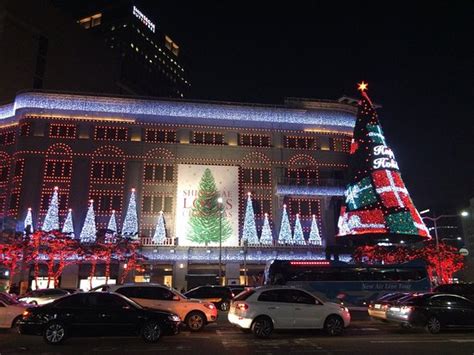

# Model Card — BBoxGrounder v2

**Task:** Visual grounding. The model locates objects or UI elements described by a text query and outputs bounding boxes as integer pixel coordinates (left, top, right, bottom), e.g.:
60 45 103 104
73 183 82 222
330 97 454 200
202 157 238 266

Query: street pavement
0 311 473 354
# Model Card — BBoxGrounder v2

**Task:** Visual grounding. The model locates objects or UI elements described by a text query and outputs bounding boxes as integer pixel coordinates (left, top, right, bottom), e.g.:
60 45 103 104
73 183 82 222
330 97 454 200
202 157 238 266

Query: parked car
228 286 351 338
184 285 234 311
386 293 474 333
18 292 181 344
229 285 253 297
94 283 217 331
18 289 69 305
368 292 411 322
433 283 474 301
0 292 30 329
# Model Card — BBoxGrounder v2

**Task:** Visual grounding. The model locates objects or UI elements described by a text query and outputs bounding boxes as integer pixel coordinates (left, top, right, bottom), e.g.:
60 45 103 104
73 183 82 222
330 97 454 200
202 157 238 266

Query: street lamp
217 197 223 285
421 211 467 284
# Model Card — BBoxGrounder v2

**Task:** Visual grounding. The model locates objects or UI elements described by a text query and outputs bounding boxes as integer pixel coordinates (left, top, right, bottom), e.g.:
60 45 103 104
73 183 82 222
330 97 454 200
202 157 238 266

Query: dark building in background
0 0 121 103
56 0 191 98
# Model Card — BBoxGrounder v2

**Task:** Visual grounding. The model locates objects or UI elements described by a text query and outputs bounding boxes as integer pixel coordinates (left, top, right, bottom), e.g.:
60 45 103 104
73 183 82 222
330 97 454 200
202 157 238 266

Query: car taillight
368 304 373 309
203 302 215 310
382 305 389 310
235 302 248 311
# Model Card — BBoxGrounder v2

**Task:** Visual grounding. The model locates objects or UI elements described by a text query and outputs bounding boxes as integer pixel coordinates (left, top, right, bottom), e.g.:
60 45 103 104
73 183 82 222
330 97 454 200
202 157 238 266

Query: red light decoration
290 260 330 266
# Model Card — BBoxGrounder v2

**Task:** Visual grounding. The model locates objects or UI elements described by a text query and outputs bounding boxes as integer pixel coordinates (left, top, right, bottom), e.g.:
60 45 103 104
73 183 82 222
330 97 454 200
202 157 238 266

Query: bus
264 259 431 308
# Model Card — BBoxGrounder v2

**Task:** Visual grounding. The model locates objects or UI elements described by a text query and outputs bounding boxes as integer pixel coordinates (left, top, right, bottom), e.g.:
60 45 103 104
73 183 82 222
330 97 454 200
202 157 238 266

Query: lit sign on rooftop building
132 6 155 33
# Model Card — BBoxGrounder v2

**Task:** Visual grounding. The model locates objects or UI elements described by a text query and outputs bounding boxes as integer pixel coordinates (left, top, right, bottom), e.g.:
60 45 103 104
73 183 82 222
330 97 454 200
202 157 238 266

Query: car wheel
43 322 67 345
11 316 22 332
252 316 273 339
185 311 205 332
425 316 441 334
324 315 344 336
220 301 230 311
141 321 162 343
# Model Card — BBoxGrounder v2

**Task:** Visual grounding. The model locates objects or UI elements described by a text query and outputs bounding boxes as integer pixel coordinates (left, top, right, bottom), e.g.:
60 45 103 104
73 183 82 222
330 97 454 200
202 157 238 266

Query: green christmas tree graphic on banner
187 168 232 245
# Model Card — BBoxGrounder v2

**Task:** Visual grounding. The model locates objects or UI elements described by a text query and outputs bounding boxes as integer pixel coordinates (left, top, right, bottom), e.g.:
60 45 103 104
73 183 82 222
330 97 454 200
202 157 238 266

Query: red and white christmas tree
337 82 430 241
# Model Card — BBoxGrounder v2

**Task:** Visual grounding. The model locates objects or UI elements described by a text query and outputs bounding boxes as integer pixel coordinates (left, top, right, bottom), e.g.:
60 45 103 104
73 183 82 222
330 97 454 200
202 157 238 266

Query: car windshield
0 293 19 305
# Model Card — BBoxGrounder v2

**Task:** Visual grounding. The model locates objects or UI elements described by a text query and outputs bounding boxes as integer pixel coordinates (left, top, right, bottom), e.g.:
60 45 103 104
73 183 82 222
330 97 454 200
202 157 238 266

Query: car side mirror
315 299 322 305
172 295 180 301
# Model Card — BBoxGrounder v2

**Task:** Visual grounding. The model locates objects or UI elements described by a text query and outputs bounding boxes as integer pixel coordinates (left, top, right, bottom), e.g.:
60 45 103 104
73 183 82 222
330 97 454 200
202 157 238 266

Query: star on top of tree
357 81 368 92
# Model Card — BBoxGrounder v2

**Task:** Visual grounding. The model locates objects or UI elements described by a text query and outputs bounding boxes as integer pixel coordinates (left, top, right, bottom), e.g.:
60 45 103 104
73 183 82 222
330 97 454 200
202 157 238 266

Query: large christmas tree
187 168 232 245
80 200 97 243
122 188 139 239
337 82 430 242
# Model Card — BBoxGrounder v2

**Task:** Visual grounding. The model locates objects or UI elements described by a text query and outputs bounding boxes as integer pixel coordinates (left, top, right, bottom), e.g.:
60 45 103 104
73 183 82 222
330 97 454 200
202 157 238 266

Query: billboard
175 164 239 246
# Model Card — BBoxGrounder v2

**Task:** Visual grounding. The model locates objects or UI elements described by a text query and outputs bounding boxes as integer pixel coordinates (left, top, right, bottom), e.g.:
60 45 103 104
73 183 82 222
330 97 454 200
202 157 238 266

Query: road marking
449 339 474 343
371 340 450 343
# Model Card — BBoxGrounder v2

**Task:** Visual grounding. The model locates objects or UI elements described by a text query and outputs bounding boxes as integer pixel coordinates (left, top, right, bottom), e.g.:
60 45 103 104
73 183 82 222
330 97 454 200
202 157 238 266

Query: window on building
0 167 8 183
41 192 68 211
9 193 19 211
288 199 319 217
91 162 125 180
251 198 271 216
90 194 121 213
50 124 76 139
241 168 271 185
94 127 128 141
14 160 24 177
192 132 224 145
144 129 176 143
330 138 351 152
239 134 271 147
20 123 31 137
79 13 102 29
142 195 173 213
143 164 173 183
0 131 15 146
44 161 72 178
164 35 179 56
287 169 318 185
285 136 317 149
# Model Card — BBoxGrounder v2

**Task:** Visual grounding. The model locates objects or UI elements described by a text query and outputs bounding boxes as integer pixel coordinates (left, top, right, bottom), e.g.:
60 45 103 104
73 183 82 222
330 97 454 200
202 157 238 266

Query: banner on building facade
175 164 239 247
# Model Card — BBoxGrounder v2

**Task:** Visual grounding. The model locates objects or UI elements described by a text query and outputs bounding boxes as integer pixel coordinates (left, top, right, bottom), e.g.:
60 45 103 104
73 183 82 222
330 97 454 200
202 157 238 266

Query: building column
173 261 188 292
60 264 79 289
225 263 240 285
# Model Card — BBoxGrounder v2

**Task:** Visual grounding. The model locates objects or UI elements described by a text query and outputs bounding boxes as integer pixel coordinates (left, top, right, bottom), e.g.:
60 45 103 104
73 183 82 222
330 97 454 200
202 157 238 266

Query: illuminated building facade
0 91 355 289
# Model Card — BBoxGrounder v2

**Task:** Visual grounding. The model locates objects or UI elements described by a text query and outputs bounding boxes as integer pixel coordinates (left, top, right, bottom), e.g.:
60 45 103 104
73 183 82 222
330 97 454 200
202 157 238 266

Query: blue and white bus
264 259 431 307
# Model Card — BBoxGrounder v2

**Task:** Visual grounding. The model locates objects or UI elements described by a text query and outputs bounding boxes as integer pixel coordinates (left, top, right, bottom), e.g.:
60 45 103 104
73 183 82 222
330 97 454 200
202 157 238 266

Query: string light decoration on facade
308 214 322 246
80 200 97 243
41 186 60 232
260 213 273 245
24 207 33 234
241 192 259 245
152 211 167 244
62 209 75 238
337 82 430 240
122 188 139 239
293 214 305 245
278 204 292 245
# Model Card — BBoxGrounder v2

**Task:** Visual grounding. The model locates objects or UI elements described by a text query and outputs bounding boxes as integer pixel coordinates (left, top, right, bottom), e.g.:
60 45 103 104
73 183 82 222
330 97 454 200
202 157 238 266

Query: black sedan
19 292 181 344
386 293 474 333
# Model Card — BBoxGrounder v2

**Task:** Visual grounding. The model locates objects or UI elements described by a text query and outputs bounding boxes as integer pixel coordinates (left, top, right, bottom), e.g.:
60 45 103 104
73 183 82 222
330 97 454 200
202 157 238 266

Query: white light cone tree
278 204 292 245
122 188 138 239
293 214 305 245
241 193 259 245
42 186 60 232
260 213 273 245
24 208 34 234
62 209 75 238
308 214 323 246
80 200 97 243
152 211 167 244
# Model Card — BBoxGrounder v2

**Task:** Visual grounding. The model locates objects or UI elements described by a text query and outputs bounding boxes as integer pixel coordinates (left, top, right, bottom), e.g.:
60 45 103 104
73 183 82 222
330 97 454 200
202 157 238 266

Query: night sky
94 1 474 215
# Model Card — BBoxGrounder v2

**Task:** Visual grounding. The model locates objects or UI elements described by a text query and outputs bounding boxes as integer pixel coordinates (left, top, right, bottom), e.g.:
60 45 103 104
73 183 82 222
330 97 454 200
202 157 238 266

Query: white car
17 288 69 305
228 286 351 338
93 283 218 331
0 292 29 329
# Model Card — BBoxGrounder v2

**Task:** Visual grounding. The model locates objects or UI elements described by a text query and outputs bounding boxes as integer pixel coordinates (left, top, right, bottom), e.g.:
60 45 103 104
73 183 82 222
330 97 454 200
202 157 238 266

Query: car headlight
168 314 181 322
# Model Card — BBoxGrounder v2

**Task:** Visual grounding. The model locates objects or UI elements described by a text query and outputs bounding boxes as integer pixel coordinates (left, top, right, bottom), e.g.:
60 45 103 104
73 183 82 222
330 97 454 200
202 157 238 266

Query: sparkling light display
0 92 355 132
152 211 167 244
104 210 116 233
24 208 33 234
80 200 97 243
260 213 273 245
308 214 322 246
293 214 305 245
337 83 430 239
62 209 75 238
276 185 345 197
241 193 259 245
122 188 139 239
41 187 60 232
278 204 292 245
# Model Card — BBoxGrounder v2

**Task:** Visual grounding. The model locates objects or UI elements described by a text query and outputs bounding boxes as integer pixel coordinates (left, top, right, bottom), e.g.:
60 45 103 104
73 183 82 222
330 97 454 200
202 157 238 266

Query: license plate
374 304 381 309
